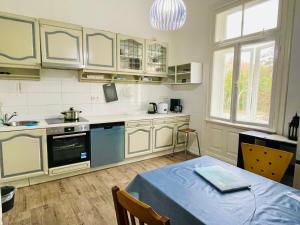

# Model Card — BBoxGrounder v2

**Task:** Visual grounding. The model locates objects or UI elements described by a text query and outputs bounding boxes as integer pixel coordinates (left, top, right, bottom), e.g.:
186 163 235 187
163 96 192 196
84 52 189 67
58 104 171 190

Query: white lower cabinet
153 123 176 152
125 116 190 158
0 129 48 181
125 126 152 158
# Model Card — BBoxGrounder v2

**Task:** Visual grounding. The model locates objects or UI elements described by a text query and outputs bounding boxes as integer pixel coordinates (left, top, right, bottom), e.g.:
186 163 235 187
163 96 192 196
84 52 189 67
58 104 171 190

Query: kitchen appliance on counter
157 102 168 114
46 124 90 174
170 99 183 113
61 107 82 120
90 122 125 167
148 102 158 114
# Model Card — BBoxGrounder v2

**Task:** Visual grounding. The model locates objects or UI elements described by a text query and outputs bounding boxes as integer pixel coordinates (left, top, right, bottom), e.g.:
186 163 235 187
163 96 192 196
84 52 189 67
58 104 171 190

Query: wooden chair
241 143 294 182
112 186 170 225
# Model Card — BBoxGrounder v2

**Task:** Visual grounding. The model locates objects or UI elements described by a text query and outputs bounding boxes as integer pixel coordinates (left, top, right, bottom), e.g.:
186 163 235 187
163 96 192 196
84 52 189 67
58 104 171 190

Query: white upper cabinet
0 12 40 67
117 34 145 73
83 28 117 71
40 20 83 69
146 40 168 76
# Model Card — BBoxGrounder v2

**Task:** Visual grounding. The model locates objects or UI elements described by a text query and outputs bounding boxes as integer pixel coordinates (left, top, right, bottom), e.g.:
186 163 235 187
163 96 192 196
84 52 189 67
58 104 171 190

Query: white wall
0 0 219 156
0 0 177 120
284 1 300 135
0 72 172 120
168 0 216 154
0 0 215 123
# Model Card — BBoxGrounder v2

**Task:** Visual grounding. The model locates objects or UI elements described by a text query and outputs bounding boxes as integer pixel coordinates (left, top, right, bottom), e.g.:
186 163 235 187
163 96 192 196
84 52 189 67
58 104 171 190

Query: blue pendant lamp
150 0 187 31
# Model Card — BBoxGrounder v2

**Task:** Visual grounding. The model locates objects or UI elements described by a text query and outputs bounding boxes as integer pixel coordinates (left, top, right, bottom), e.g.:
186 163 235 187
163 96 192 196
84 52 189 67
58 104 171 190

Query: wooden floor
3 153 194 225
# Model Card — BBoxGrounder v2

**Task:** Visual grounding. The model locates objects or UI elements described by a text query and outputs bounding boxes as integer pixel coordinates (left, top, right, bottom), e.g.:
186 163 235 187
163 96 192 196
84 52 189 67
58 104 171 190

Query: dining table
126 156 300 225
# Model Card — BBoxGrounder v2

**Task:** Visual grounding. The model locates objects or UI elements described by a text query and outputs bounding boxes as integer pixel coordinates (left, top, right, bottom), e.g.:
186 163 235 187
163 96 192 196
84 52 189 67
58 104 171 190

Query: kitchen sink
5 121 39 127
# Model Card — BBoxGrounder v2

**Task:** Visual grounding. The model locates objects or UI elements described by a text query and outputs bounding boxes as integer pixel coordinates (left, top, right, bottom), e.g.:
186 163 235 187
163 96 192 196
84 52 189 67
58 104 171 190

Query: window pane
243 0 279 35
210 48 234 119
237 41 275 124
215 6 242 42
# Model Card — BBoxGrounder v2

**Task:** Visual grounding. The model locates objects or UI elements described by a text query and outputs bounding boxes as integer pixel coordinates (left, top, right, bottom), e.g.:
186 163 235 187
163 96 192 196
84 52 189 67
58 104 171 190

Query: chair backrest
112 186 170 225
241 143 294 182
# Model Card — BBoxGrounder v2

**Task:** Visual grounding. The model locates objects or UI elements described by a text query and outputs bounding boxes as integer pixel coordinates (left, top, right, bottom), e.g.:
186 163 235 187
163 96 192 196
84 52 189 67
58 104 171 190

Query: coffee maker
170 99 183 113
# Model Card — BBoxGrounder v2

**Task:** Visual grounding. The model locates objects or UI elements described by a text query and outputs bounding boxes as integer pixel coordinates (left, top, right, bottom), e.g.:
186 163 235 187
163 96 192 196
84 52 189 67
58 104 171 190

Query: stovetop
45 117 89 125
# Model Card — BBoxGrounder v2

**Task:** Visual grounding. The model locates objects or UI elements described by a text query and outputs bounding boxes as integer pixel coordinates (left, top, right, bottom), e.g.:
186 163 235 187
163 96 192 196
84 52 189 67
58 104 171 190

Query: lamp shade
150 0 187 31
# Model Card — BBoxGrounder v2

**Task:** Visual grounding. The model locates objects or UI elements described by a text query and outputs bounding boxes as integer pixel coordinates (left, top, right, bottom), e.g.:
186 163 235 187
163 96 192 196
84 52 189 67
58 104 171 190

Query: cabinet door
0 129 47 181
0 12 40 66
146 40 168 75
176 122 189 145
153 124 175 152
40 24 83 68
125 126 152 158
117 34 145 73
83 28 116 71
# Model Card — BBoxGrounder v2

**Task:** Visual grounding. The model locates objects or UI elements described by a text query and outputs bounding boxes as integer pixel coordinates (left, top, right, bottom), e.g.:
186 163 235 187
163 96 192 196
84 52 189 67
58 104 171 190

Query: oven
47 124 90 168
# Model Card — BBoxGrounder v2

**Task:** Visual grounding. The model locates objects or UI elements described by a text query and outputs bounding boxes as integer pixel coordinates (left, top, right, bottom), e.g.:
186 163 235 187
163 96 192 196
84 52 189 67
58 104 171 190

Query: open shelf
0 66 40 81
164 62 202 85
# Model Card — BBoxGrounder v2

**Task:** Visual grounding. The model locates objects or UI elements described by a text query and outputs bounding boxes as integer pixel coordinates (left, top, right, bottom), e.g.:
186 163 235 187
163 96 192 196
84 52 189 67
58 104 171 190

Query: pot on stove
61 107 82 120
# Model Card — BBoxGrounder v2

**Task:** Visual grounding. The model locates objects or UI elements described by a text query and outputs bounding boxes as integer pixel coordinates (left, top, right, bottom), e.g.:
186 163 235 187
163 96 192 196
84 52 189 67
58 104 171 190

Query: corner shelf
164 62 202 85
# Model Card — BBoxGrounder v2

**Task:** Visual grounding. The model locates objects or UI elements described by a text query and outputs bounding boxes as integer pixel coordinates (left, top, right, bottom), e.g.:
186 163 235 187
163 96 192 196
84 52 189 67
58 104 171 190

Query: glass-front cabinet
117 34 145 73
146 40 168 75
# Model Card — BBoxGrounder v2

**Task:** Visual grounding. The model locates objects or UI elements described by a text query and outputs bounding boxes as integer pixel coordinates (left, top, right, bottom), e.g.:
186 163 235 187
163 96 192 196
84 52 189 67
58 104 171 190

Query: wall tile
61 93 91 105
26 93 62 106
21 80 61 93
61 80 91 93
0 80 19 93
0 93 27 106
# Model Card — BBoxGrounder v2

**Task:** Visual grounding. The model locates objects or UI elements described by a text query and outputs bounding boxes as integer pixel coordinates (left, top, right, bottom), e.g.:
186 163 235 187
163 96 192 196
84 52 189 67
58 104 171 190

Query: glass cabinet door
117 35 145 73
146 41 168 75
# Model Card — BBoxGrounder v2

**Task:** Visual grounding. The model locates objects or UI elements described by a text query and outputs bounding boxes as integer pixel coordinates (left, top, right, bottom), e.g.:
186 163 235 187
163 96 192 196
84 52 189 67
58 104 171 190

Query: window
210 0 281 127
210 48 234 119
237 41 275 124
215 6 242 42
215 0 279 42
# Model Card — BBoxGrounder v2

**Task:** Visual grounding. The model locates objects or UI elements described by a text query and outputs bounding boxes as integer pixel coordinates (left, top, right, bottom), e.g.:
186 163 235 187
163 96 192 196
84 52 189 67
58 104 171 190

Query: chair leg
195 131 201 157
172 131 178 157
185 133 189 159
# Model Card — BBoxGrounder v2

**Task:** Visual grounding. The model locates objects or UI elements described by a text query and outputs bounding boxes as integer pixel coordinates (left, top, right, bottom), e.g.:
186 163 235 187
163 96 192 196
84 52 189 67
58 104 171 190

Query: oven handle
53 133 87 139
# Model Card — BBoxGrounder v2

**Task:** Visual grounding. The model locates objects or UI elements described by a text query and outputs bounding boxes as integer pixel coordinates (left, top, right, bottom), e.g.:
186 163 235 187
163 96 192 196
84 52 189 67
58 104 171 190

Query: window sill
205 118 276 133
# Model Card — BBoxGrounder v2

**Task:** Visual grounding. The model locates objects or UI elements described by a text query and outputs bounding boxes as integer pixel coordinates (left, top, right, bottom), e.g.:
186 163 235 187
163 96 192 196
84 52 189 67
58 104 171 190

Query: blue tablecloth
126 156 300 225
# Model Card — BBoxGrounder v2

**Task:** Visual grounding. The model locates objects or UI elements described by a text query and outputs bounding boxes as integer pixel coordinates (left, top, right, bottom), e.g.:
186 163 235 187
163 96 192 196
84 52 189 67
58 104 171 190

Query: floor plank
3 153 195 225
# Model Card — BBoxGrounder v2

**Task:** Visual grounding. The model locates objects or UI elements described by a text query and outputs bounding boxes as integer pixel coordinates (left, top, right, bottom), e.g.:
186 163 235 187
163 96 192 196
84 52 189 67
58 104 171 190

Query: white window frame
208 0 294 131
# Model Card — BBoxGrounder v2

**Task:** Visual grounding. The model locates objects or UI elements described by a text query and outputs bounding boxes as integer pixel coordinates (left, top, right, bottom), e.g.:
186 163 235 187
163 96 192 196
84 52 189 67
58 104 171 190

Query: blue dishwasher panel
90 123 125 167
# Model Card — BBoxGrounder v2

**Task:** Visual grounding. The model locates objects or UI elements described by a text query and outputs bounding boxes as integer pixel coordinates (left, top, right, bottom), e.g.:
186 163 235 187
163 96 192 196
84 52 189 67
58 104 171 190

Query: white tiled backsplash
0 69 173 120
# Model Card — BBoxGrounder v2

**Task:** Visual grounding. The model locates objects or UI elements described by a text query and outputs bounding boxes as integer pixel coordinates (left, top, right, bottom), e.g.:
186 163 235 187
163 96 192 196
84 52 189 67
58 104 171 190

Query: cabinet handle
53 133 86 139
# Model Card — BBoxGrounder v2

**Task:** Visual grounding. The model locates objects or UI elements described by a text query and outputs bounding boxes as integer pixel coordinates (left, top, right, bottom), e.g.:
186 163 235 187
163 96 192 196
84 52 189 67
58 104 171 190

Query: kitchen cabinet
146 40 168 75
40 20 83 69
0 129 48 181
117 34 145 73
153 123 176 152
125 120 152 158
0 12 40 67
83 28 117 71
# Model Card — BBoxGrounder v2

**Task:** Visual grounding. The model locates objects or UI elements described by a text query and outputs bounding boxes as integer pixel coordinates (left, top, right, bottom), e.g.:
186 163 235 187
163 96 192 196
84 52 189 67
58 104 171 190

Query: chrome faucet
1 112 17 125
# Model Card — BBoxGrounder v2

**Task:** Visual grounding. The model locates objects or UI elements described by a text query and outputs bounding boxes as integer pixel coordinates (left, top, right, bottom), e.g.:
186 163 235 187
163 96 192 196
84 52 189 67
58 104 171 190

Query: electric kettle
147 103 157 114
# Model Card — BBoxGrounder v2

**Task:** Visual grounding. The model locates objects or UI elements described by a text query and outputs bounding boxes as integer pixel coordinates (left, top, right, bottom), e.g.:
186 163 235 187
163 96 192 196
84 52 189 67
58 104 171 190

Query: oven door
48 132 90 168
